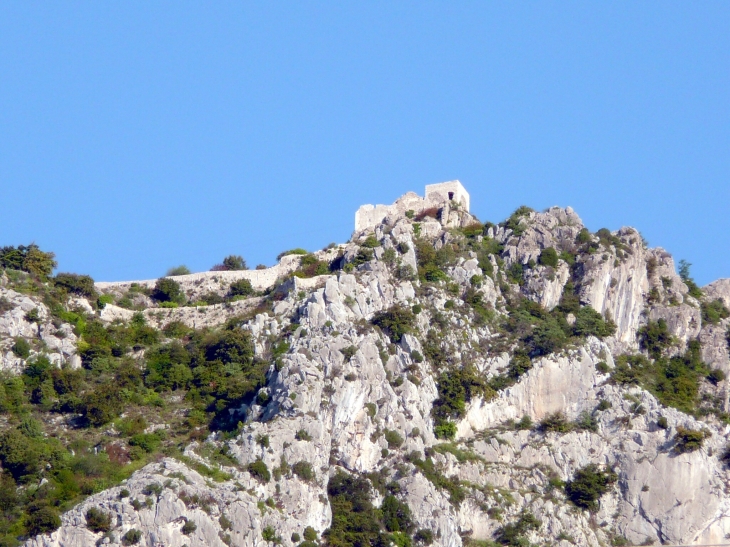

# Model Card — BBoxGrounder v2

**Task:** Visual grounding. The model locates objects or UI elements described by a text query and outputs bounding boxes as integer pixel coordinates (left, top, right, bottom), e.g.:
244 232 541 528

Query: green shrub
657 416 668 429
362 235 380 248
182 519 197 535
324 471 391 547
222 255 247 271
371 305 416 343
11 337 30 358
611 342 711 416
572 307 616 338
494 511 540 546
303 526 318 541
565 464 617 511
0 244 57 278
248 458 271 483
674 426 710 454
142 482 162 496
382 494 414 534
432 367 494 435
574 411 598 432
81 384 123 426
503 206 534 237
166 265 191 276
129 433 162 453
638 319 673 359
292 461 314 482
415 529 434 545
85 507 112 533
538 247 559 268
701 299 730 325
296 429 312 442
352 248 374 267
340 345 358 362
434 422 457 440
679 260 703 299
162 320 190 338
384 429 404 448
507 353 532 380
538 412 572 433
575 228 592 244
122 529 142 545
152 277 184 303
97 294 114 308
26 504 62 536
54 273 97 297
229 278 254 298
262 525 279 543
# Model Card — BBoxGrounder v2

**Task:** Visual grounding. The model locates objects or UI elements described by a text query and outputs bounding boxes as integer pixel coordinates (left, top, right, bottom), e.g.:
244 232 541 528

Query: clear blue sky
1 3 728 285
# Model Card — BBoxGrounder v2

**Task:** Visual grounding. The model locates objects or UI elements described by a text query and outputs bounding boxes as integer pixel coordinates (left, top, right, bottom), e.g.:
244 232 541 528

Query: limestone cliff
3 187 730 547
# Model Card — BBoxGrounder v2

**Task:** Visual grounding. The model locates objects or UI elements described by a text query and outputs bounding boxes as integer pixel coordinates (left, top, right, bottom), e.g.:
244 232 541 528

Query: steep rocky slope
3 190 730 547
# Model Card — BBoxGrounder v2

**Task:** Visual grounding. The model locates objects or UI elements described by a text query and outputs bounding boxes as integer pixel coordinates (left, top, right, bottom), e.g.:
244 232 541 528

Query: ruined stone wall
354 180 470 233
95 254 302 293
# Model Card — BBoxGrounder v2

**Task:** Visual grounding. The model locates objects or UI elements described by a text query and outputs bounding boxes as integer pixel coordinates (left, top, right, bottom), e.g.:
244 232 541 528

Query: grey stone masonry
354 180 470 232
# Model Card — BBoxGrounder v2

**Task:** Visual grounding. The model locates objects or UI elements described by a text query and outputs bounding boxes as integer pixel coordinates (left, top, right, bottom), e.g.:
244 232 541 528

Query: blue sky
1 3 728 285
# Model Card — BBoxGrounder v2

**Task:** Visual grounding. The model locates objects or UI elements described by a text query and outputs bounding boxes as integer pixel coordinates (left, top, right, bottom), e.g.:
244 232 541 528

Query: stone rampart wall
95 254 302 293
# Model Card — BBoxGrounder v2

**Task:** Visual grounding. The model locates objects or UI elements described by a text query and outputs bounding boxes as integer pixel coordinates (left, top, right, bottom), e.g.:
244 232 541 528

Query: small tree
166 265 191 276
229 279 254 298
674 426 711 454
223 255 247 270
152 277 183 303
565 464 618 511
538 247 559 268
248 458 271 483
54 273 97 298
371 305 416 343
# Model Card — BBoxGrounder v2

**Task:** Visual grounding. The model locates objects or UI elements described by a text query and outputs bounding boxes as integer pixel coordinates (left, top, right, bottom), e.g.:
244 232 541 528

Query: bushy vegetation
432 368 494 438
405 452 466 506
211 255 247 271
151 277 184 303
324 471 415 547
371 305 416 343
229 279 254 298
565 464 618 512
495 296 615 363
678 260 703 299
293 254 330 278
673 426 711 454
494 511 541 546
0 280 277 543
53 273 96 298
611 341 721 417
0 244 57 279
701 299 730 326
502 206 534 237
538 247 559 268
166 265 191 276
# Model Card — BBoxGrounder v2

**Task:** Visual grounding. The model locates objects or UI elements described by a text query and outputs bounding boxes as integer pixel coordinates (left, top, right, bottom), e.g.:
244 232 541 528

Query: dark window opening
448 192 454 200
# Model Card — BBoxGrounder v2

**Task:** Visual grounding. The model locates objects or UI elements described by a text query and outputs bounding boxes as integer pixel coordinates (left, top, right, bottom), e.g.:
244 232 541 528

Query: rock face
7 189 730 547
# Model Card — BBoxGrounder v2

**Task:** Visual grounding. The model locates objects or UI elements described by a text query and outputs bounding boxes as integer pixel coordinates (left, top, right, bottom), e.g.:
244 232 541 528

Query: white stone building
354 180 470 233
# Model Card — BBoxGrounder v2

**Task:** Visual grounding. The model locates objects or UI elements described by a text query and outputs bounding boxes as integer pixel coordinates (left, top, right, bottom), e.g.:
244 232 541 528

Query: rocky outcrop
11 189 730 547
